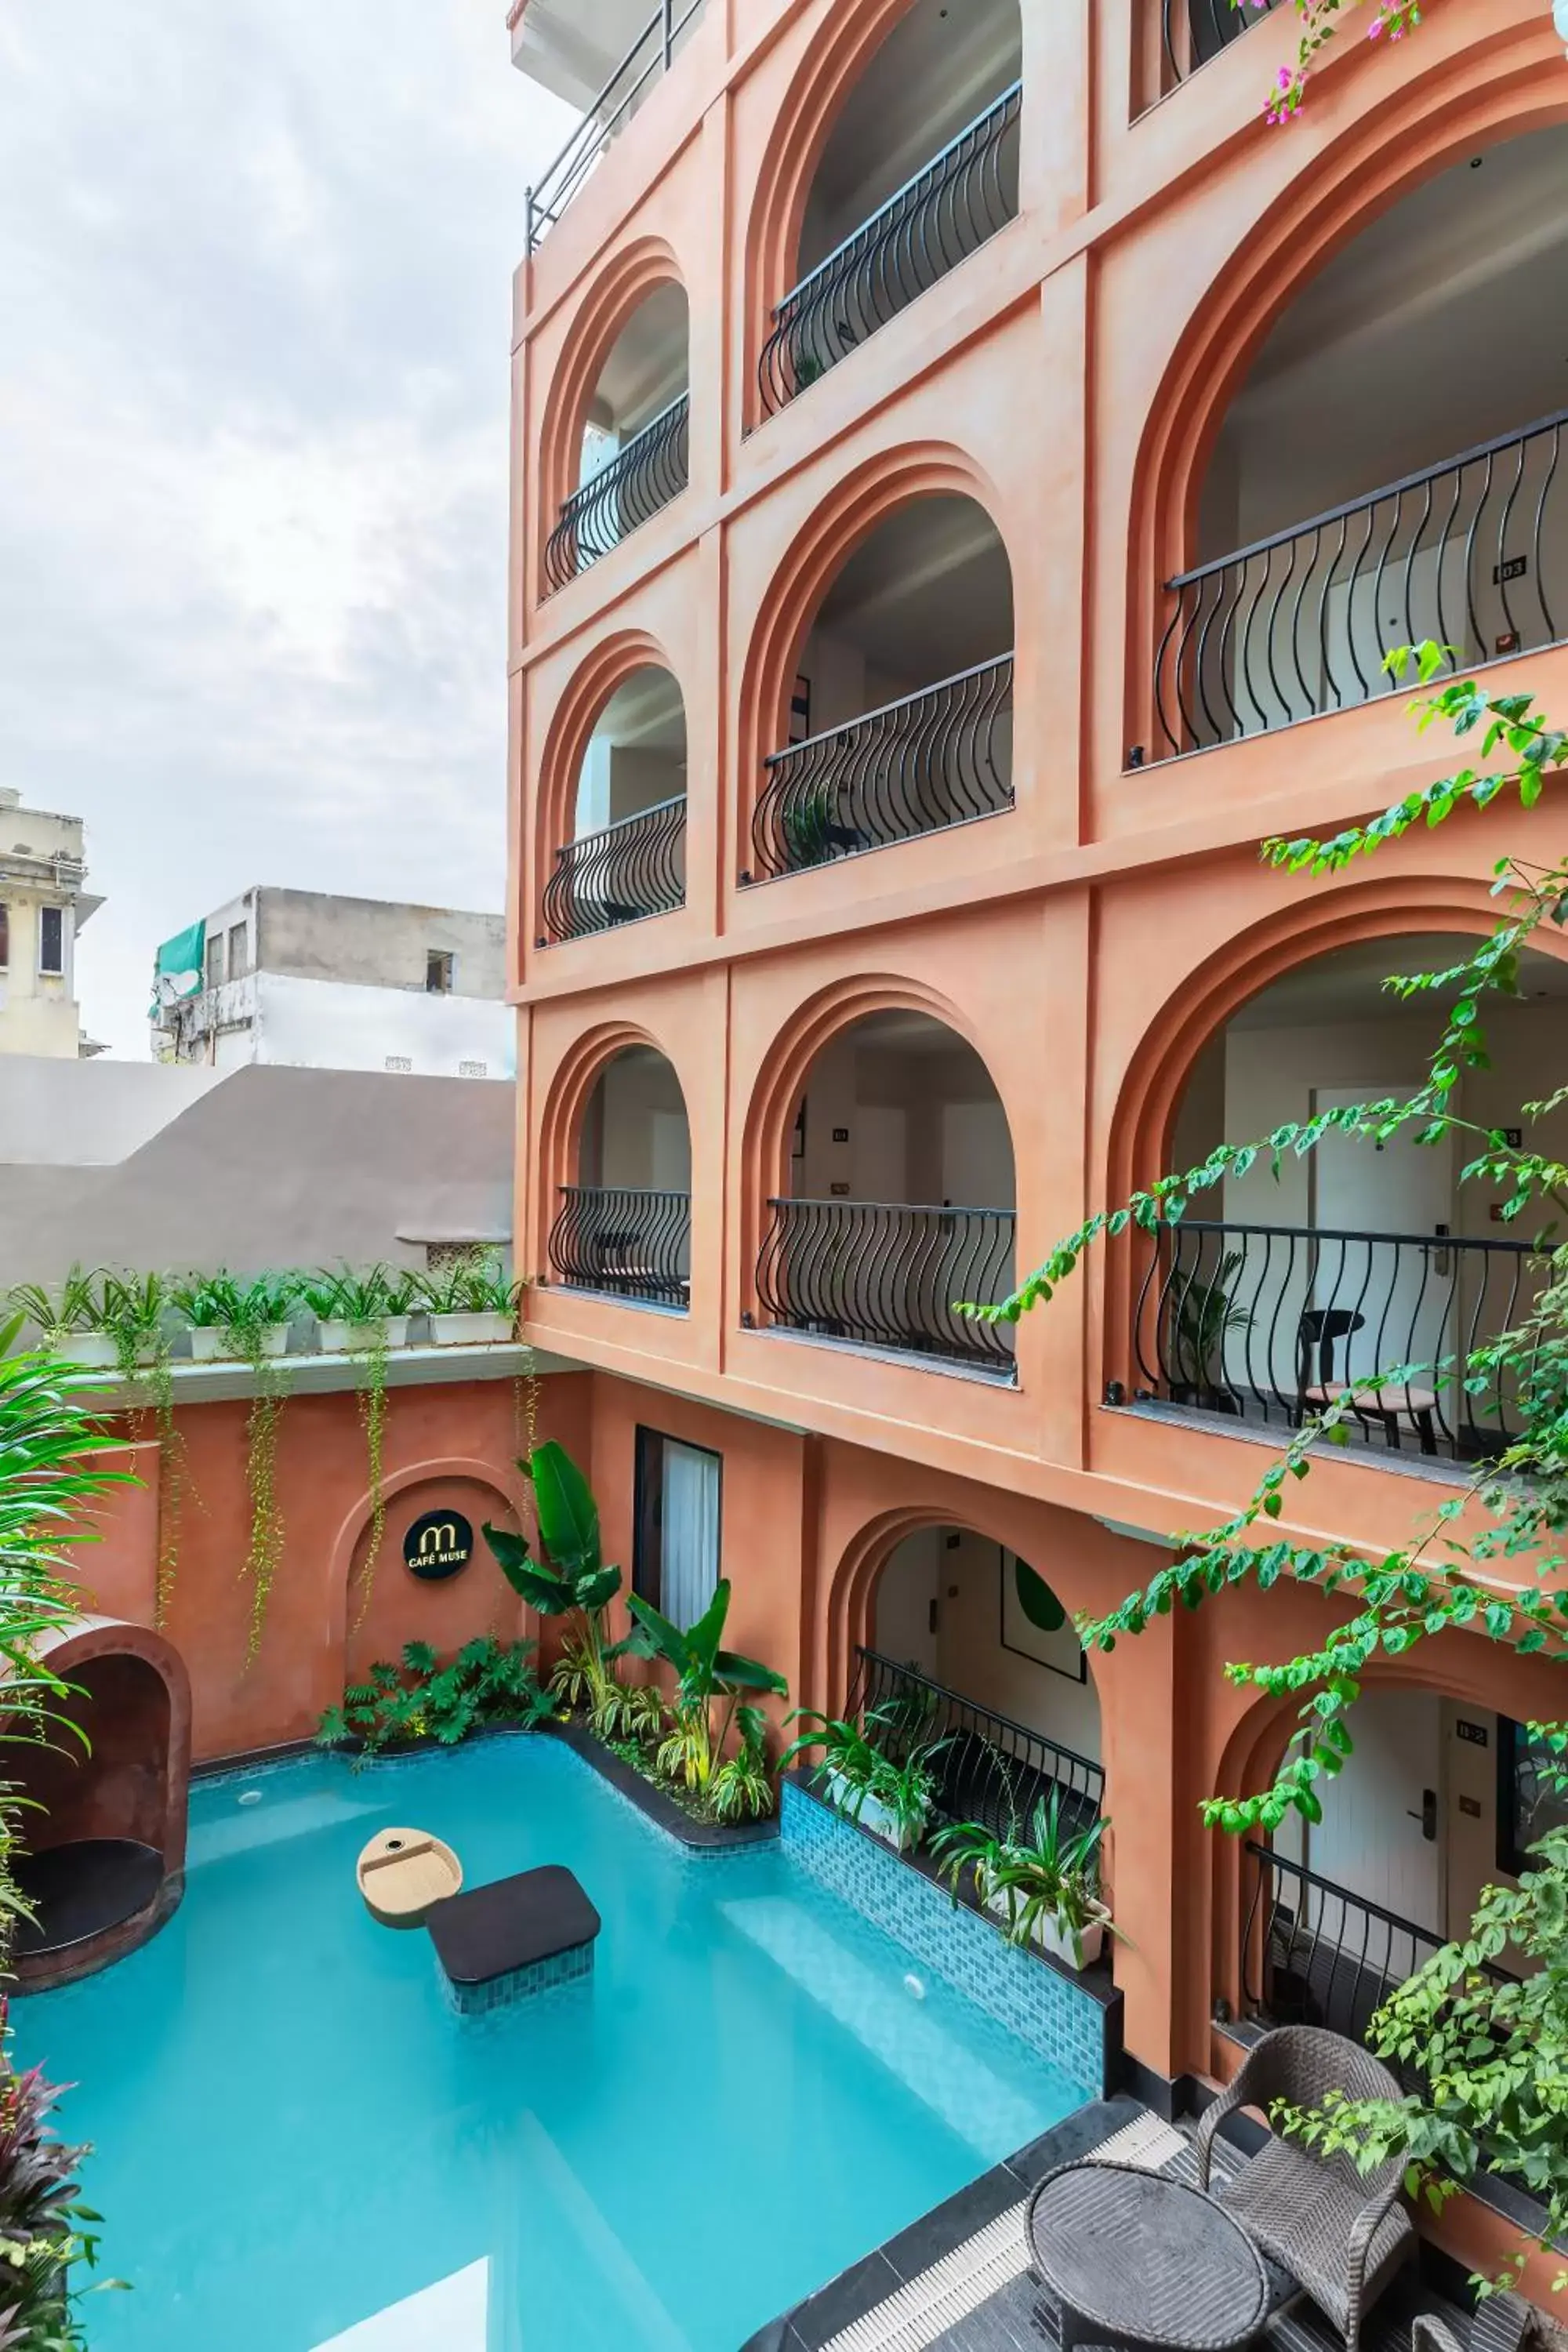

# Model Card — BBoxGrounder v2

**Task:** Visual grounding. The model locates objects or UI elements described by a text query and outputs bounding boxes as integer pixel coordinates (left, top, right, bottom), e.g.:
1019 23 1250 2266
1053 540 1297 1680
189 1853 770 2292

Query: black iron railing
547 1185 690 1309
542 797 686 942
1241 1842 1509 2082
746 655 1014 882
757 82 1022 418
1152 408 1566 756
1156 0 1283 95
544 394 690 593
523 0 706 253
851 1648 1104 1843
755 1198 1016 1374
1134 1218 1536 1457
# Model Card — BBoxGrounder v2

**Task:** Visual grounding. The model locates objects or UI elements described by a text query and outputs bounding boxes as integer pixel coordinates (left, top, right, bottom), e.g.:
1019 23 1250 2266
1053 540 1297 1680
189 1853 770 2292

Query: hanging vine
96 1271 186 1628
351 1327 390 1632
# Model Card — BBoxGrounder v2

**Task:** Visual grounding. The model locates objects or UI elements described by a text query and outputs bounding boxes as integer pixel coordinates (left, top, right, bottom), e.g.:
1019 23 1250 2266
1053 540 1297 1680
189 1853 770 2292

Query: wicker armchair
1413 2296 1546 2352
1195 2027 1417 2352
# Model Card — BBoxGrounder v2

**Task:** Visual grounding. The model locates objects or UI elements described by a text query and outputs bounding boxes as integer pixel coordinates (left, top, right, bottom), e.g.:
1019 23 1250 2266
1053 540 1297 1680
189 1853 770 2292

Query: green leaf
626 1591 691 1672
481 1525 572 1613
528 1440 601 1578
714 1648 789 1696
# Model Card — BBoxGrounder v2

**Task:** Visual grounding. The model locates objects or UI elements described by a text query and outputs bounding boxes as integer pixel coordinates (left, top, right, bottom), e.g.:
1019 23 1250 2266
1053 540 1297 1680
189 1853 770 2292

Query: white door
1308 1687 1443 1936
1310 1083 1454 1396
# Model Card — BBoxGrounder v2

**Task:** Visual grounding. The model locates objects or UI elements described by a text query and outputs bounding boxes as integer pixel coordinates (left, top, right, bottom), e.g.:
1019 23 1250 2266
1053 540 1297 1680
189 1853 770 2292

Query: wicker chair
1195 2027 1417 2352
1413 2295 1549 2352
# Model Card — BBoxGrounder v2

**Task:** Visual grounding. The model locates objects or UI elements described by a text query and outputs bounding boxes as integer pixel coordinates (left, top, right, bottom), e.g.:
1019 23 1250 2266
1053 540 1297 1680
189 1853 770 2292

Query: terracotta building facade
503 0 1568 2198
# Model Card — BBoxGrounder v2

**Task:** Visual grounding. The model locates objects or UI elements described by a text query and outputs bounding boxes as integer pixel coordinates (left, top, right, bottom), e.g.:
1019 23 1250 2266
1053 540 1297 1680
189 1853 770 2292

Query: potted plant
301 1264 415 1354
416 1256 520 1348
91 1270 170 1373
6 1267 111 1367
931 1790 1116 1971
1173 1250 1251 1406
782 1704 947 1853
172 1270 296 1362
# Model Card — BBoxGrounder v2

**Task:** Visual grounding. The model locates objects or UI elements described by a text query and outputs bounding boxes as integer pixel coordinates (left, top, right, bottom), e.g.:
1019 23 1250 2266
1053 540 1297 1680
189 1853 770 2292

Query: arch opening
755 1007 1017 1374
543 666 688 942
547 1041 692 1310
1133 929 1568 1456
1154 125 1568 756
750 493 1015 880
757 0 1022 416
544 280 691 593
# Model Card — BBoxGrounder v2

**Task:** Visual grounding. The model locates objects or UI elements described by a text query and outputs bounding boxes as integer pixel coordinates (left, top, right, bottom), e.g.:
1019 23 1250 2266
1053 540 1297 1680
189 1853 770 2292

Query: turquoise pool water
16 1739 1083 2351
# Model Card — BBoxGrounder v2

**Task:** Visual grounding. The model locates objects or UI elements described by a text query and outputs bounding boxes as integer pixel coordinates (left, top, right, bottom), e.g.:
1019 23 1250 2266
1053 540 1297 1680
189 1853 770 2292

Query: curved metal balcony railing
849 1648 1105 1840
754 1198 1016 1374
757 82 1022 419
542 797 686 943
523 0 706 253
547 1186 691 1310
1156 0 1282 96
1133 1216 1537 1457
543 394 691 594
1151 406 1566 758
746 655 1014 883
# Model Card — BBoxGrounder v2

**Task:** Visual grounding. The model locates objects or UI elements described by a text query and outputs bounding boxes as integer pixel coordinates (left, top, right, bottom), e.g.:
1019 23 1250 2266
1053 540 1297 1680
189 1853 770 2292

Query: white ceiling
591 281 689 437
812 495 1014 684
1210 125 1568 550
1230 935 1568 1029
804 0 1021 268
593 664 686 757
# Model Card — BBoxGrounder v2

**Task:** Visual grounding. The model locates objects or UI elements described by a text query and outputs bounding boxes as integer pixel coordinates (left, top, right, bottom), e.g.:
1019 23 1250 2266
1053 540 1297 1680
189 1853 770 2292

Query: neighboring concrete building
506 0 1568 2172
150 887 514 1080
0 787 103 1059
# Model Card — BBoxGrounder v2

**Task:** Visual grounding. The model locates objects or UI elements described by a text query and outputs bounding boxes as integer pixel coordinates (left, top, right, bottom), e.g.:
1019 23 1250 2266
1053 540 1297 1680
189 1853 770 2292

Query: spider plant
413 1257 521 1318
781 1703 948 1851
91 1271 169 1371
6 1267 103 1352
710 1705 775 1823
299 1264 414 1327
930 1789 1116 1968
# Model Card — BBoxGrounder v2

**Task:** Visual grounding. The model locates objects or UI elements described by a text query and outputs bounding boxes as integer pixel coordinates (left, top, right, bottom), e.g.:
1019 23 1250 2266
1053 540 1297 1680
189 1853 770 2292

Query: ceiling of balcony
593 665 686 757
590 281 689 438
1212 125 1568 548
1229 935 1568 1029
811 495 1014 688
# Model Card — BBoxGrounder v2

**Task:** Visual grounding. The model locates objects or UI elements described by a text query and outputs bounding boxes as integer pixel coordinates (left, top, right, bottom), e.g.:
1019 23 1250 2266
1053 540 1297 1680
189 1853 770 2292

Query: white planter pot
983 1882 1107 1972
317 1316 410 1355
61 1332 118 1369
429 1310 514 1347
189 1323 292 1363
825 1769 925 1854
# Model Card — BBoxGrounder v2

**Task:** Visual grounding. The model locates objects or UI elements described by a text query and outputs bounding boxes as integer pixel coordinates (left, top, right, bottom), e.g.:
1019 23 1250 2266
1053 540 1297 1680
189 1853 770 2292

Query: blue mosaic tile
437 1936 594 2018
779 1783 1105 2097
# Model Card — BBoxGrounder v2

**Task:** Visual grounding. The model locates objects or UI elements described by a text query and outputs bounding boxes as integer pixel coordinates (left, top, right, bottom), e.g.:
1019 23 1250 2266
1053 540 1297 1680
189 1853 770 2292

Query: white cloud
0 0 575 1054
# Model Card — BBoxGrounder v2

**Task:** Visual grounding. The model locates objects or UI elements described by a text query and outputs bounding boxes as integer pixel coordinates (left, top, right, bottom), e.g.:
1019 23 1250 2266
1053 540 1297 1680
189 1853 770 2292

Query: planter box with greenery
417 1257 521 1347
933 1791 1117 1975
782 1704 947 1858
299 1265 418 1356
317 1636 554 1755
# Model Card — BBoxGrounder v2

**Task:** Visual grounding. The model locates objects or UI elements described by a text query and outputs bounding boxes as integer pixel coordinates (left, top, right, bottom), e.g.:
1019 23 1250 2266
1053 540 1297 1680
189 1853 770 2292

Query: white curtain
661 1440 720 1630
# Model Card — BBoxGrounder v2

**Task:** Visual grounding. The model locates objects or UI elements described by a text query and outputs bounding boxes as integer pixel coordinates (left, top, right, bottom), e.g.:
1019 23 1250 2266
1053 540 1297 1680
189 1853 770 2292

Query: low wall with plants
780 1783 1109 2099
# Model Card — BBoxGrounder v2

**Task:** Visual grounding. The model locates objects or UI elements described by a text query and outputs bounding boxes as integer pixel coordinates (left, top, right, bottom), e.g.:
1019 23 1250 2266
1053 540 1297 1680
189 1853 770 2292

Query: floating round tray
13 1838 165 1958
356 1828 463 1928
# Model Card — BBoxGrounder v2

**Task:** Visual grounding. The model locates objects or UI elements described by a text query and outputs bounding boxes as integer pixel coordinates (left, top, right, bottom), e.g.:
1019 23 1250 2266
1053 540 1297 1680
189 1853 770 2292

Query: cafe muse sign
403 1508 474 1582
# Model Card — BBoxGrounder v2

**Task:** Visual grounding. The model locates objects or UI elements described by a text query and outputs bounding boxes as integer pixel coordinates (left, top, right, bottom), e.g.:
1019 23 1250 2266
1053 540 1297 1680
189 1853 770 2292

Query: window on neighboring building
205 931 225 991
426 950 454 994
459 1059 487 1079
227 922 249 979
633 1428 722 1629
0 904 9 970
385 1054 413 1073
38 905 64 977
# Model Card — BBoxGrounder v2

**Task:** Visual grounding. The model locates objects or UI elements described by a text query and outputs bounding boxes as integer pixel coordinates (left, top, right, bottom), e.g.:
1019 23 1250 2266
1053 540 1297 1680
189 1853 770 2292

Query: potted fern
416 1258 520 1347
782 1704 948 1854
931 1791 1115 1971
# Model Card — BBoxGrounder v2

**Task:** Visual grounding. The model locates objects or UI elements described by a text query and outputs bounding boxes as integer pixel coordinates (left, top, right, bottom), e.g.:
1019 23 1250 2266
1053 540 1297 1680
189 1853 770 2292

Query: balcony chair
1296 1306 1439 1454
1195 2027 1417 2352
1414 2294 1559 2352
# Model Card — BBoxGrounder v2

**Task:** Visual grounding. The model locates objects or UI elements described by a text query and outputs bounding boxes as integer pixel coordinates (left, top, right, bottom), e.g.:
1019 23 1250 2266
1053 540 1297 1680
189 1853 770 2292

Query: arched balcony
1152 127 1568 758
752 1008 1017 1376
543 666 687 942
1131 931 1568 1457
866 1526 1104 1842
757 0 1022 416
547 1043 691 1309
746 495 1014 880
1148 0 1282 103
544 280 690 593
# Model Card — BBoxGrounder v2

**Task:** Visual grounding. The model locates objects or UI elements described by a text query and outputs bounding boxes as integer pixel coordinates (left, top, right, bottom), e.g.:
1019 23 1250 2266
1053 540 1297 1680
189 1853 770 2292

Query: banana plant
626 1578 786 1796
482 1442 630 1727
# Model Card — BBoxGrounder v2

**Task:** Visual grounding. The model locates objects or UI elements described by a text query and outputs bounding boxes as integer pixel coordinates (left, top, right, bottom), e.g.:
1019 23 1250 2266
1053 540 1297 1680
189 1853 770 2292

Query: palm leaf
528 1441 600 1577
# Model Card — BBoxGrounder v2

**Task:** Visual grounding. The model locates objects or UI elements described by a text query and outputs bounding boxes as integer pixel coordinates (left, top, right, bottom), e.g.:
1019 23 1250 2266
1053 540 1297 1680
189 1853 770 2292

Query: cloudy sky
0 0 573 1056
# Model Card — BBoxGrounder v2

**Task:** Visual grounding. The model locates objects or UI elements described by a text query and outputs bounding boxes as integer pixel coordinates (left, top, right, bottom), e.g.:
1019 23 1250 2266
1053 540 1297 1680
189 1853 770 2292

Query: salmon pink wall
79 1375 592 1764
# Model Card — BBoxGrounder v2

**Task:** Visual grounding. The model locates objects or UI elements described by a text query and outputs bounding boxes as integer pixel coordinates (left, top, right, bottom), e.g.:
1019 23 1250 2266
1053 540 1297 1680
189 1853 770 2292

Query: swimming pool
16 1737 1084 2351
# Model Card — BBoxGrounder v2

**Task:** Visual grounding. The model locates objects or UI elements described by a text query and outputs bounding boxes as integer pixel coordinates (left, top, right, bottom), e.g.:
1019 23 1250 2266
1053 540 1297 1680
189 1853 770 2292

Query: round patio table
1027 2160 1270 2352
